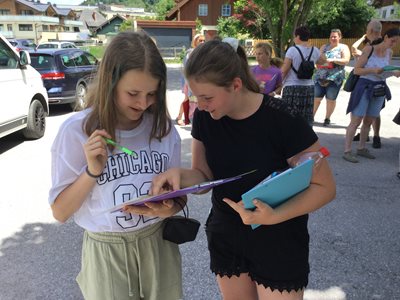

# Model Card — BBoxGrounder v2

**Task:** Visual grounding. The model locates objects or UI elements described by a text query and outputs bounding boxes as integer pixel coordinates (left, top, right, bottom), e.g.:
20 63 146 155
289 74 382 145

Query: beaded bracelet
86 166 102 178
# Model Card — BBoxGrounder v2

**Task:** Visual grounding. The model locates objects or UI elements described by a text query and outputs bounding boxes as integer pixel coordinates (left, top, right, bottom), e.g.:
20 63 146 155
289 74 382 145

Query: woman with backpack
281 26 326 126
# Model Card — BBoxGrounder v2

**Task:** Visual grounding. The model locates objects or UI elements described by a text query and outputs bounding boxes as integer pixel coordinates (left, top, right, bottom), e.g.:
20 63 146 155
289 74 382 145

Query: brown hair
330 28 342 38
184 39 259 93
295 26 311 41
84 30 171 145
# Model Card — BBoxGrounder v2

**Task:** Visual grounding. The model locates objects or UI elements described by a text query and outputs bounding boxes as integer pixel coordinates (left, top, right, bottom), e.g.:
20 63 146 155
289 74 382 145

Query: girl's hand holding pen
103 137 138 158
83 129 111 177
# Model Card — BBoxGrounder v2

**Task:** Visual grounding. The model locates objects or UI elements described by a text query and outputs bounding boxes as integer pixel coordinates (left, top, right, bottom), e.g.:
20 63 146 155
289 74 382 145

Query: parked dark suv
7 39 37 51
29 48 98 110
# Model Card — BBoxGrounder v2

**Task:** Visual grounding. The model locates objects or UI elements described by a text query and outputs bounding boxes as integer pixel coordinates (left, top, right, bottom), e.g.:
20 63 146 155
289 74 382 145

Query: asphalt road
0 64 399 300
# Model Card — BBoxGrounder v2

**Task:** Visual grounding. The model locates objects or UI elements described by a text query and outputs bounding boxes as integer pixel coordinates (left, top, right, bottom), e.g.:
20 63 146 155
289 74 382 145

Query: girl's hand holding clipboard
223 198 277 226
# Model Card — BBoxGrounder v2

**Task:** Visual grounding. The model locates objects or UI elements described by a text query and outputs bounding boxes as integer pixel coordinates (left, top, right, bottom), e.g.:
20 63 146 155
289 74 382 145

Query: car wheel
22 99 46 139
73 83 87 111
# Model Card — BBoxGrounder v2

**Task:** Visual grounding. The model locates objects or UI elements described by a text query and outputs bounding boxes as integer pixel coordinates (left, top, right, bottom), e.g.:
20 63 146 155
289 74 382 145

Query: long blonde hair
255 42 283 68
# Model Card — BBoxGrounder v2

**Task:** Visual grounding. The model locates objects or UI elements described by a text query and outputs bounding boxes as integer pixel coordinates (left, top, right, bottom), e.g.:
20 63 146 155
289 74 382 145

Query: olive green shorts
76 221 182 300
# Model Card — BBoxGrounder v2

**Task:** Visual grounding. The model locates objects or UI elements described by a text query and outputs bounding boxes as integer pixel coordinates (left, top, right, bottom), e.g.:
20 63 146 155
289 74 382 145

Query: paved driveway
0 63 398 300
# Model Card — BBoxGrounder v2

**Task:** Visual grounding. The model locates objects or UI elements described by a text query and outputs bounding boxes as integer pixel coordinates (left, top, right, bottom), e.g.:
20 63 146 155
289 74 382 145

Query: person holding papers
343 28 400 163
151 38 336 300
48 31 184 300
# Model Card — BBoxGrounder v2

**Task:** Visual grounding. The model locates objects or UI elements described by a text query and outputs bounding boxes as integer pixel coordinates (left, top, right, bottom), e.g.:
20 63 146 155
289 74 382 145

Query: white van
0 33 49 139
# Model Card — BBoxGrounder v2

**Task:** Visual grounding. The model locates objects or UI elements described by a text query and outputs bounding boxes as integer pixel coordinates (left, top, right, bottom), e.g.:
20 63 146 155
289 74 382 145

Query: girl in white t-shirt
49 31 184 300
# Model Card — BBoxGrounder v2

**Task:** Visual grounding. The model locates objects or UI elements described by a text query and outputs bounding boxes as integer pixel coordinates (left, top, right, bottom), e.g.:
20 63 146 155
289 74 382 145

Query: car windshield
25 41 37 48
37 44 58 49
30 54 56 70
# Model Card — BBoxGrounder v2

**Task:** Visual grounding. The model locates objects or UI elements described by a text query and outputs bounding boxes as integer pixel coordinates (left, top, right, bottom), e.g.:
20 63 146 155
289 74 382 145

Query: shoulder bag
343 47 374 92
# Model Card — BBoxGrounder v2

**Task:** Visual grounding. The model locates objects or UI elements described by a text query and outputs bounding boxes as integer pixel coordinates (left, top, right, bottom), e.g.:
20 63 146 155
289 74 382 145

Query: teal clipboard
383 65 400 72
241 159 314 229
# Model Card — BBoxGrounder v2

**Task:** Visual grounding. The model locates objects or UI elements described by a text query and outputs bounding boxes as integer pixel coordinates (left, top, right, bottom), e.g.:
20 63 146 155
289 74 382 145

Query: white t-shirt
283 45 321 87
48 109 181 232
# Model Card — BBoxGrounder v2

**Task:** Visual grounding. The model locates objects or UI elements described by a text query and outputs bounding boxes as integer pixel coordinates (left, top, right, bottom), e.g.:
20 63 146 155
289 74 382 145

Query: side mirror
19 50 31 67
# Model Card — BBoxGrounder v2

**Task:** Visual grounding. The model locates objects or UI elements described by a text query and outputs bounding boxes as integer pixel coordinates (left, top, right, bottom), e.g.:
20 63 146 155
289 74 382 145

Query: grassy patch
78 45 106 59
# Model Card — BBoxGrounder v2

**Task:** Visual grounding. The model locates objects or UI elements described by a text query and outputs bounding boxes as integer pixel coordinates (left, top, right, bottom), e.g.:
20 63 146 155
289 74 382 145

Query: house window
21 10 34 15
42 25 48 31
391 9 394 15
7 24 12 31
221 4 231 16
19 24 33 31
198 4 208 16
382 10 387 19
0 9 10 15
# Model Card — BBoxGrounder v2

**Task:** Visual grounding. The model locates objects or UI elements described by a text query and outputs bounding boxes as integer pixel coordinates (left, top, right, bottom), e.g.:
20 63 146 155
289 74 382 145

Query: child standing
48 31 183 300
176 33 205 126
151 39 336 300
251 42 283 97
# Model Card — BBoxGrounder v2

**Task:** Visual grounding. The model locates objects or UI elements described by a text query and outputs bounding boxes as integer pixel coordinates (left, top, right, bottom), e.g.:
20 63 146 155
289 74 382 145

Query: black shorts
205 211 310 293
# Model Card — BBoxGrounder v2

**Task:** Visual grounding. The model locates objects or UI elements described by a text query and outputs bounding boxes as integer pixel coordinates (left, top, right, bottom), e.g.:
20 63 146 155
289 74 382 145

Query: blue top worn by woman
314 44 346 85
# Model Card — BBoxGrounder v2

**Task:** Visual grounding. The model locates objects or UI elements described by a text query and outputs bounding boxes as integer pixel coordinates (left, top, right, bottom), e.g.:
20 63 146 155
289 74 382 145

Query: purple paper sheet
103 170 256 214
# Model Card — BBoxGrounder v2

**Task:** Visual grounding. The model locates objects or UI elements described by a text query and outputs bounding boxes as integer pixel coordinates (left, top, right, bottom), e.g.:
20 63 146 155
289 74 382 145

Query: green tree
154 0 175 20
307 0 376 38
195 18 203 34
216 16 242 38
83 0 146 7
119 18 135 31
233 0 269 39
252 0 314 57
235 0 377 57
390 1 400 19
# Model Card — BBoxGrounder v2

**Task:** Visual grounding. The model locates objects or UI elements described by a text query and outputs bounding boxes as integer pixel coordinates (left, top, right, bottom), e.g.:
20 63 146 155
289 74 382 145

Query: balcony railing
0 15 83 27
64 20 84 26
0 15 59 24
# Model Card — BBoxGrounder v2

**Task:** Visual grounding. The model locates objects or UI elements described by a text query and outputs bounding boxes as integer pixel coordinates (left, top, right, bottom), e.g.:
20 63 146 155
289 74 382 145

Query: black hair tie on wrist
86 166 102 178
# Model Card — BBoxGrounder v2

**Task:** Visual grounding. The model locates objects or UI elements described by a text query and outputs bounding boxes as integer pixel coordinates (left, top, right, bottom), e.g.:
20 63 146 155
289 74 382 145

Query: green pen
104 138 138 158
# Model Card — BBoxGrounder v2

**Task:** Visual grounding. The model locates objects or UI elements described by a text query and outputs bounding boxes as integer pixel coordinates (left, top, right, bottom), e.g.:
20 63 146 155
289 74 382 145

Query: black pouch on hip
372 84 386 97
163 198 200 244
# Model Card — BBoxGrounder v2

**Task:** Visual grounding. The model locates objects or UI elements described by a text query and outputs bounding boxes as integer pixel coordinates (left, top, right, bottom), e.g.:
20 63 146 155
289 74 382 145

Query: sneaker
343 151 359 163
353 133 370 142
356 148 375 159
323 118 330 126
372 136 381 148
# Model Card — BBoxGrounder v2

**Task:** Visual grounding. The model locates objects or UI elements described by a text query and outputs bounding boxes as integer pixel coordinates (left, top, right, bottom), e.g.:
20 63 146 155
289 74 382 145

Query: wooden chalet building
166 0 235 40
